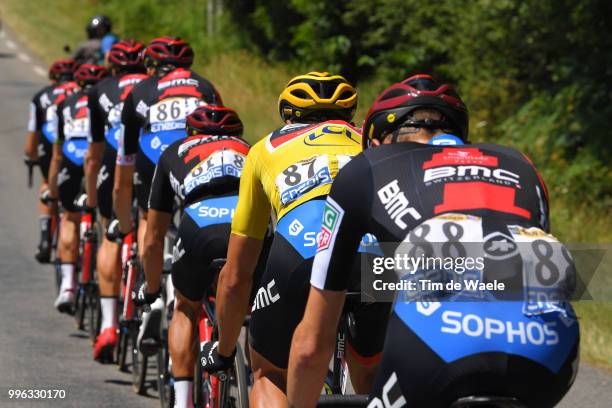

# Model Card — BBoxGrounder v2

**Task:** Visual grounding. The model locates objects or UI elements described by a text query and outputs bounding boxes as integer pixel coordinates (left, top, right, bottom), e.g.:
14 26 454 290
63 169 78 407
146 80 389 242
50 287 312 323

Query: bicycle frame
120 231 138 322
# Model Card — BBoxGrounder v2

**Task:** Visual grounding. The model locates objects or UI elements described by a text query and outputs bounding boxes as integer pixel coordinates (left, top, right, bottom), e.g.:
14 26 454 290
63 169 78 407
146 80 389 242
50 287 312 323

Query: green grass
2 0 610 370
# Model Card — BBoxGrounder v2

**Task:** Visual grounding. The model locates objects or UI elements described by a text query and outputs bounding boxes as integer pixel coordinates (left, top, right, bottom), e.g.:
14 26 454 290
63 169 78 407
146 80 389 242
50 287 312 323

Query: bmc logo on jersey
377 180 422 230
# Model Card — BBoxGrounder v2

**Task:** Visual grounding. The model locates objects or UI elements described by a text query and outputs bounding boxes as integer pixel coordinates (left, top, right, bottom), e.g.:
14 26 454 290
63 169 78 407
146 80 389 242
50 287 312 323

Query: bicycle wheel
157 332 174 408
74 285 86 328
116 325 129 372
132 329 148 394
219 343 249 408
88 285 101 342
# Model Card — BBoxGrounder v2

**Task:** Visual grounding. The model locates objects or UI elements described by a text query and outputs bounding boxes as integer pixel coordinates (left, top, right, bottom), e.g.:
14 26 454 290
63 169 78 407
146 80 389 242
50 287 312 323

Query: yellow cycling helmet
278 72 358 122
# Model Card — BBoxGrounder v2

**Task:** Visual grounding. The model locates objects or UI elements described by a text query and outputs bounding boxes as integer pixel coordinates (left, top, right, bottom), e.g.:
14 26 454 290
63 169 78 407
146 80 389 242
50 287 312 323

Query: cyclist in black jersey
25 59 77 263
84 40 148 361
47 64 108 313
134 106 250 407
288 75 579 407
113 36 222 263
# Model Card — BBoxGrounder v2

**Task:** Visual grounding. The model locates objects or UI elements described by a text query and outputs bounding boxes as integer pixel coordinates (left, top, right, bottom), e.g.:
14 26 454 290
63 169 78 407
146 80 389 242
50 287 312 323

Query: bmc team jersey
89 72 148 218
57 90 91 166
89 72 148 148
311 142 579 406
231 121 363 239
118 67 222 166
148 134 251 213
31 81 79 145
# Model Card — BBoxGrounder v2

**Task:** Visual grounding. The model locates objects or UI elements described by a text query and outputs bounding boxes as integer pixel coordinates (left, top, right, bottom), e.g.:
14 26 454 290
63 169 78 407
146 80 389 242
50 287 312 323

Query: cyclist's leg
169 290 199 408
344 254 390 394
35 138 53 262
248 232 310 407
94 147 122 357
55 158 83 310
170 213 230 408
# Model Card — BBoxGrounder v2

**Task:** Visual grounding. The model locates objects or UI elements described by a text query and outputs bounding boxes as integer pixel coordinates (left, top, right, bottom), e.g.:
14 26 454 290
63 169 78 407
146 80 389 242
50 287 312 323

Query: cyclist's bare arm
217 233 264 356
112 163 134 234
288 287 345 407
142 208 171 293
24 131 40 161
48 143 63 199
84 141 104 208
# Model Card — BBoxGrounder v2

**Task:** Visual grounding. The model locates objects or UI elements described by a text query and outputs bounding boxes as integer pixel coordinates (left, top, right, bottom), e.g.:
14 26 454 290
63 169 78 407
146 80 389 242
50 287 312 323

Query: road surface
0 24 610 408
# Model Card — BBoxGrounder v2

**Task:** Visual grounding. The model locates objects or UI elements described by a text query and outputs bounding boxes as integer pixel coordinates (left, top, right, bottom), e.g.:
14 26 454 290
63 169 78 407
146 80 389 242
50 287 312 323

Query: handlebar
24 157 38 188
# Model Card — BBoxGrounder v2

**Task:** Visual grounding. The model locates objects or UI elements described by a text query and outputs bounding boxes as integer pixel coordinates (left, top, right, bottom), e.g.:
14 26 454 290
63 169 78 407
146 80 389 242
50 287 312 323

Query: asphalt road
0 26 610 408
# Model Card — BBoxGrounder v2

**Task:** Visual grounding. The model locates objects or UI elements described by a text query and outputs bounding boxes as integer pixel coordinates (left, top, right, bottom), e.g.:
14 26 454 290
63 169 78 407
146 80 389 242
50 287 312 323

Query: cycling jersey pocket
184 195 238 228
42 122 57 143
139 129 184 164
62 138 88 166
105 125 121 151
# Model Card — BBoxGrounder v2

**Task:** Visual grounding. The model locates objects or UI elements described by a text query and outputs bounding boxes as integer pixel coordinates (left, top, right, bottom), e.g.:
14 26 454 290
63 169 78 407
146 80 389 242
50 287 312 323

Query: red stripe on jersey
423 148 498 169
160 86 202 99
183 139 250 163
435 182 531 219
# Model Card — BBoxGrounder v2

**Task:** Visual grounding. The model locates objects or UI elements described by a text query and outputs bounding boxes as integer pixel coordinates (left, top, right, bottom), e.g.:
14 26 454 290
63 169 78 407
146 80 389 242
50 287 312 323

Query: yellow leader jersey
232 120 363 239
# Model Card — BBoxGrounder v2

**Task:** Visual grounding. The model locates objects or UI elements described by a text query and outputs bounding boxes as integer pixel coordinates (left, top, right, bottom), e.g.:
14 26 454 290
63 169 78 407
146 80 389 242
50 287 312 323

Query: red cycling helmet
74 64 108 87
362 74 468 148
49 59 76 81
108 39 145 71
186 106 243 137
144 36 194 69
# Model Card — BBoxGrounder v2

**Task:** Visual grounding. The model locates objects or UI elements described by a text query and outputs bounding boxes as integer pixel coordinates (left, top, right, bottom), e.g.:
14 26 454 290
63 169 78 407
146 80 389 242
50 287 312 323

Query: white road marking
6 40 17 49
18 52 31 63
33 66 47 77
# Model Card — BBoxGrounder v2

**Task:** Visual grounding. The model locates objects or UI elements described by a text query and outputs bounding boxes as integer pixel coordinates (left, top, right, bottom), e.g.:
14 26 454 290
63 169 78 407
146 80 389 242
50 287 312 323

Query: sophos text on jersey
372 254 485 275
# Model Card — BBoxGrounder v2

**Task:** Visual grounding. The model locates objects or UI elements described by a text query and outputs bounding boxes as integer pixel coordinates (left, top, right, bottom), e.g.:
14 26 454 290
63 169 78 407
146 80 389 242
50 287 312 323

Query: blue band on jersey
105 126 120 151
278 200 383 259
394 300 578 373
185 195 238 229
428 134 464 146
62 138 88 166
139 129 185 164
42 122 57 144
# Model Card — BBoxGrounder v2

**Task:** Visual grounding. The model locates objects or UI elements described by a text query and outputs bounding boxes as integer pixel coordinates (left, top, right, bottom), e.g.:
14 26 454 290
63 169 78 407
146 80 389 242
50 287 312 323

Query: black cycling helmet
49 58 76 82
144 36 194 70
186 106 243 136
86 15 112 39
74 64 108 87
363 74 469 148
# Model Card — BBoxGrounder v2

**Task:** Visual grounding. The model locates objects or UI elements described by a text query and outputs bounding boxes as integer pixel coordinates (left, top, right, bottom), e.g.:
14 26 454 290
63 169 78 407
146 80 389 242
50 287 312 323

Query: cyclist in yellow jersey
200 72 390 406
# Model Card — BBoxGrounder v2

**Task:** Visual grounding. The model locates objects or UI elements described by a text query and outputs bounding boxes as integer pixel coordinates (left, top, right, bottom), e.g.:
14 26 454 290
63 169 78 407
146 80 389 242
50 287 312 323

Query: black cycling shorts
368 312 579 408
248 231 389 369
96 146 116 219
58 156 83 213
171 214 231 302
38 136 52 180
135 149 156 212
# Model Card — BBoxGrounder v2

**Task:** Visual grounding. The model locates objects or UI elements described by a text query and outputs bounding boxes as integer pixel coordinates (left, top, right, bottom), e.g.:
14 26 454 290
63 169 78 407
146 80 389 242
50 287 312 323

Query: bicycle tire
117 326 129 372
88 285 101 342
132 329 148 394
74 285 86 328
157 332 174 408
224 343 249 408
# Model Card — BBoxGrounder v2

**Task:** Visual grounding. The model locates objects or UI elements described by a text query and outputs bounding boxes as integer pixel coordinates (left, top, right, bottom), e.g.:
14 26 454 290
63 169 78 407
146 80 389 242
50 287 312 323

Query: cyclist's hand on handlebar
75 194 96 219
199 341 236 374
133 282 161 308
105 218 129 243
39 188 57 206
